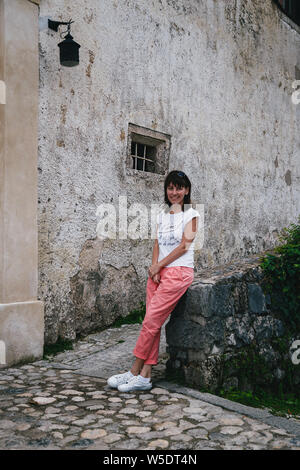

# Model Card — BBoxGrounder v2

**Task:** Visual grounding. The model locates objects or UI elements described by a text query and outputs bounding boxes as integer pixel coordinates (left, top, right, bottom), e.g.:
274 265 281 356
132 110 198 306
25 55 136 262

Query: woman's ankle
131 358 145 376
140 373 151 379
140 366 152 379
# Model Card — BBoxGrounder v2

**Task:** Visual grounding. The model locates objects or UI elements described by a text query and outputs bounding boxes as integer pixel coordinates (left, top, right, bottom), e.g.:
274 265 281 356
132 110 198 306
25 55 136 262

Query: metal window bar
131 143 154 171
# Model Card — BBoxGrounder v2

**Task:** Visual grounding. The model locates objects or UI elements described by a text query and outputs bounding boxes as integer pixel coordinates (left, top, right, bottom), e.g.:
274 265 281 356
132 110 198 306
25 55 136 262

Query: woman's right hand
153 273 161 284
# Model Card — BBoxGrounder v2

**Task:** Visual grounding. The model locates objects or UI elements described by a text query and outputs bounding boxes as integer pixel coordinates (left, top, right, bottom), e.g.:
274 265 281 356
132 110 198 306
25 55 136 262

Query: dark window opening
126 123 171 176
274 0 300 27
131 141 156 173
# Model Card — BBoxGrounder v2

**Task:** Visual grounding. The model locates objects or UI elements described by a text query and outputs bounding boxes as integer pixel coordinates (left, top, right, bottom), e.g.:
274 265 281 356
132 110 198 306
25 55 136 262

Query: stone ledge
166 252 299 392
194 252 271 283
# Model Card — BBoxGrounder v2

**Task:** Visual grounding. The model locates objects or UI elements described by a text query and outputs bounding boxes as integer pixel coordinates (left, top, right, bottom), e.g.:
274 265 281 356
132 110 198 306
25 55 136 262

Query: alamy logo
291 340 300 365
95 197 205 250
0 340 6 365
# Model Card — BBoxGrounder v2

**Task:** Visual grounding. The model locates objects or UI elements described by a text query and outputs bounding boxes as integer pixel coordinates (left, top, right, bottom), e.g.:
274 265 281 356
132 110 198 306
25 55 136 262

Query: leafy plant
259 216 300 334
43 337 74 358
110 301 146 328
218 386 300 418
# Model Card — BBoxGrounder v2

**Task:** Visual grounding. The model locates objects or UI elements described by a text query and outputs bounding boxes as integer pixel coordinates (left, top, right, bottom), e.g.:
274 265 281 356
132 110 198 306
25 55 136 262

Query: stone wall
165 253 300 393
38 0 300 343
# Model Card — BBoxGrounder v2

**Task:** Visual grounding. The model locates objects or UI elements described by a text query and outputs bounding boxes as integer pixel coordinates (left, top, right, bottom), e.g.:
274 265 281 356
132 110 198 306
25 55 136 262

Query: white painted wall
37 0 300 342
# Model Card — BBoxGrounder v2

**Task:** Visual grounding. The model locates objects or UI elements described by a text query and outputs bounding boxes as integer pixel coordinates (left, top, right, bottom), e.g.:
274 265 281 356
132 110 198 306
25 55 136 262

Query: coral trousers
133 266 194 365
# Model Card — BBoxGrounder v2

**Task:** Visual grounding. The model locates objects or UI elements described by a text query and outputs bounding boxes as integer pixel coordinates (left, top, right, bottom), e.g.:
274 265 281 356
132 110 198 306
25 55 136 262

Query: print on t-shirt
158 212 184 247
156 207 200 268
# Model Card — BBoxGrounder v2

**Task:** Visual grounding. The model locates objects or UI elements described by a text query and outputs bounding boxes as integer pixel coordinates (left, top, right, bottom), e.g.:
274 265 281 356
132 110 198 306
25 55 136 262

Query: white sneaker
117 374 152 392
107 370 134 388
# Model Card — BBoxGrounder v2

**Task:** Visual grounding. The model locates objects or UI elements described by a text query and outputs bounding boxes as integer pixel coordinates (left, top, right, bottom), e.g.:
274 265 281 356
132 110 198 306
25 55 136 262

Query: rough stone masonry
166 254 300 392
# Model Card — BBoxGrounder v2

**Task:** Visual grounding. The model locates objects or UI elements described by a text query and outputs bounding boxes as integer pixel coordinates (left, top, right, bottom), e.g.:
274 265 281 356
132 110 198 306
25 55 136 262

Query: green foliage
259 216 300 334
220 334 300 396
110 301 146 328
221 344 273 394
270 333 299 393
218 387 300 418
216 335 300 416
43 337 74 359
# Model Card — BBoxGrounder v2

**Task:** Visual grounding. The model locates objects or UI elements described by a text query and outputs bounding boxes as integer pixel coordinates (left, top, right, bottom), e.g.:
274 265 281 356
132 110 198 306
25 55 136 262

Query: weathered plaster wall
37 0 300 343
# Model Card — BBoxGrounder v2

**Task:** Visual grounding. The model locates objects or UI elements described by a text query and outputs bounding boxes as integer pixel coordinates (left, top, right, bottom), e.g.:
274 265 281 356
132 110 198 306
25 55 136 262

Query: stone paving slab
36 323 168 383
0 323 299 450
155 381 300 439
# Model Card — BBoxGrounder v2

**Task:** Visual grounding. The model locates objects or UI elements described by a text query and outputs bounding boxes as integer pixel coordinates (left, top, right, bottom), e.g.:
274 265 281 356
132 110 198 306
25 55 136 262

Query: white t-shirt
156 207 200 268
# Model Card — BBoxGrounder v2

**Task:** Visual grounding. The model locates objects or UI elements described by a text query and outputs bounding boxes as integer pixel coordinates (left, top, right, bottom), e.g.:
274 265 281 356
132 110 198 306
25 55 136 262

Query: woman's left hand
148 263 161 279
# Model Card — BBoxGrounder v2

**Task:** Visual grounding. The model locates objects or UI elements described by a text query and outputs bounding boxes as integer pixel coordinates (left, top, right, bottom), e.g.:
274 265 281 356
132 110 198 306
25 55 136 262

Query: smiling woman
107 170 200 393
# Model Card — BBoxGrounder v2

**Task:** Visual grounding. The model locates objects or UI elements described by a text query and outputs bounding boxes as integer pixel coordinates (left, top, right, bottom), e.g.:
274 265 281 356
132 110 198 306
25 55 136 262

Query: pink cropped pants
133 266 194 365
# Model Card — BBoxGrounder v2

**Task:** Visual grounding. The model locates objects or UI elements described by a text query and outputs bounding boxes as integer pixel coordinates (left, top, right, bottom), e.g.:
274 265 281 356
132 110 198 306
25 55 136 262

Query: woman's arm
149 217 198 277
151 228 160 283
152 238 159 265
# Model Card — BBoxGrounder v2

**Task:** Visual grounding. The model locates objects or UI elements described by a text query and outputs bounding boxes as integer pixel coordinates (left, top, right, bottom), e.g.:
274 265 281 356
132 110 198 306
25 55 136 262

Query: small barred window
126 123 171 176
131 141 155 173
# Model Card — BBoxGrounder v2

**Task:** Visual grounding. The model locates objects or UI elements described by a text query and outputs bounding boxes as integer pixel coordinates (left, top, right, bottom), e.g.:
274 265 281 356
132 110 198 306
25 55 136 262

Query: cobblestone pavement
0 323 300 450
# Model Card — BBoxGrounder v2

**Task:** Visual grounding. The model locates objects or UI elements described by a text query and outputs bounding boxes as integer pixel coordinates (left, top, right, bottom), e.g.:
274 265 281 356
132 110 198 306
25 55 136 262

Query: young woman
107 170 200 392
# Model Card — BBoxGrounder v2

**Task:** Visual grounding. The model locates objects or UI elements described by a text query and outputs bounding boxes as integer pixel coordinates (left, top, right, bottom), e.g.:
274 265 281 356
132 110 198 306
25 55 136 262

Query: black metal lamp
48 19 81 67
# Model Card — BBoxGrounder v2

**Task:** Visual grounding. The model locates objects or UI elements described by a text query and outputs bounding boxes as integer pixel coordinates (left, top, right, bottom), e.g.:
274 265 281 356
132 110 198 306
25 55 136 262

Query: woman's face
166 183 189 208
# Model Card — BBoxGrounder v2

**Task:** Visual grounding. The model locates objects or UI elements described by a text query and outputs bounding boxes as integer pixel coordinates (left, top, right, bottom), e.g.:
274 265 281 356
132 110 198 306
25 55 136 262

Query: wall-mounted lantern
48 19 81 67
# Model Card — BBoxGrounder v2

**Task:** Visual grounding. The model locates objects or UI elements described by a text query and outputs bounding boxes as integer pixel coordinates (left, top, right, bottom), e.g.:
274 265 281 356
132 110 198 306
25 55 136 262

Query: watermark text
95 197 204 250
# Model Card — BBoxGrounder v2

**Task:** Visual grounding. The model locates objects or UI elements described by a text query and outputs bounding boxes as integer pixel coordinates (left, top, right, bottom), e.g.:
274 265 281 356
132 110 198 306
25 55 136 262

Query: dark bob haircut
164 170 192 211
